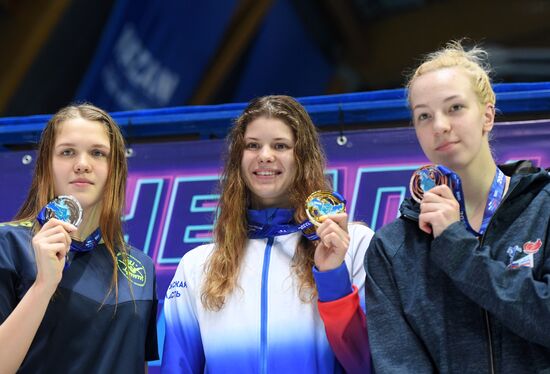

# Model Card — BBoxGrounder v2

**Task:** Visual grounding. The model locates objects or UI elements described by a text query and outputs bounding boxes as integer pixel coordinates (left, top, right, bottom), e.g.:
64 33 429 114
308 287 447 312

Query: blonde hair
406 40 496 108
201 95 329 311
15 103 128 301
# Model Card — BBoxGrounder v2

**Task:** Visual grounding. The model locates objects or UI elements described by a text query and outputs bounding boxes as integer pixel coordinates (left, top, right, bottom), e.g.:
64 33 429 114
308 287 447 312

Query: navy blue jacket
0 221 158 373
365 162 550 373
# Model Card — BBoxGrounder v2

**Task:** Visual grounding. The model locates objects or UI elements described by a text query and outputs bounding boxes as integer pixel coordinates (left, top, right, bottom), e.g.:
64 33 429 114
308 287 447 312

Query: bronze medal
409 164 449 203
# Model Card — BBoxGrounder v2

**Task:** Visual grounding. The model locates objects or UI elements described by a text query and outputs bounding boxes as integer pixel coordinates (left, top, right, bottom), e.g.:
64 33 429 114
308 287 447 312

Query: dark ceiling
1 0 550 116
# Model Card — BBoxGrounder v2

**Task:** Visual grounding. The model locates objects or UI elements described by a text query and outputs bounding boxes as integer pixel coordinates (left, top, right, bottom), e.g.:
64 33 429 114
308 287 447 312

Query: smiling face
51 117 110 214
241 116 297 209
409 67 495 172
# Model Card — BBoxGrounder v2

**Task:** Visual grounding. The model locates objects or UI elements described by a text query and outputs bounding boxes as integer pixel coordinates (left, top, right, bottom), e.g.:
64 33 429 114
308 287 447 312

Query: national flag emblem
508 254 534 269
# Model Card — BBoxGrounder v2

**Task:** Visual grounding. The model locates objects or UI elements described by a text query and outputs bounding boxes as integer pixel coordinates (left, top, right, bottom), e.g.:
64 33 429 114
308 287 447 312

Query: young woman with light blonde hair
366 40 550 372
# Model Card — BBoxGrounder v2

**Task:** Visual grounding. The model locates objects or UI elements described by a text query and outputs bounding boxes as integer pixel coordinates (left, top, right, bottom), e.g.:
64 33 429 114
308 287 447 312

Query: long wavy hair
202 95 329 311
15 103 128 299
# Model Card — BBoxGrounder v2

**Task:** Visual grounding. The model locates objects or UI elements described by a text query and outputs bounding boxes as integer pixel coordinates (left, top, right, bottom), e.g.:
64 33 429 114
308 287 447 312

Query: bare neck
77 205 101 240
455 161 509 231
456 163 498 208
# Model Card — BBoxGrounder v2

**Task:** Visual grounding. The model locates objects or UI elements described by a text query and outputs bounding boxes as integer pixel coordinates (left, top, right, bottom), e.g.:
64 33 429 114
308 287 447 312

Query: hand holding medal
411 164 506 237
410 165 460 236
300 190 347 240
303 191 350 271
33 196 81 282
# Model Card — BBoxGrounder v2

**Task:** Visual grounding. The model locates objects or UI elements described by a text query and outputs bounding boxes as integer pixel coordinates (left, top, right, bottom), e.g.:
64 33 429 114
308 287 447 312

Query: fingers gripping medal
36 195 83 268
409 165 450 203
300 191 346 240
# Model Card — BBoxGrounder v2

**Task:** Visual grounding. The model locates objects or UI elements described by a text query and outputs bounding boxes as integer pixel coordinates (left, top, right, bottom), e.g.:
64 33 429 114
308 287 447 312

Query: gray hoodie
365 161 550 373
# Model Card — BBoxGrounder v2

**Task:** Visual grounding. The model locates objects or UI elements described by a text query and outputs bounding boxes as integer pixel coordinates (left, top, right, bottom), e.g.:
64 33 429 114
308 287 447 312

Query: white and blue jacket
162 223 372 373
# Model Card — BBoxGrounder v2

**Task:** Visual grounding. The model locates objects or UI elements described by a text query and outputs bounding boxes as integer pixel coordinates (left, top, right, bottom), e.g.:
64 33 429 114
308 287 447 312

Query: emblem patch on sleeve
117 252 147 286
506 239 542 270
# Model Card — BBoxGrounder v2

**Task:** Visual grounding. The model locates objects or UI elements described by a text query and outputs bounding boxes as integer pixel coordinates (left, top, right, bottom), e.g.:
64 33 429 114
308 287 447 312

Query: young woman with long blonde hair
0 104 158 373
366 41 550 372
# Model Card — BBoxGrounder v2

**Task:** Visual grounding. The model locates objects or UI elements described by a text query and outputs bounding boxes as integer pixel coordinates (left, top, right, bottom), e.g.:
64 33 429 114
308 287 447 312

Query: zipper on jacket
484 309 495 374
260 237 274 374
477 180 519 374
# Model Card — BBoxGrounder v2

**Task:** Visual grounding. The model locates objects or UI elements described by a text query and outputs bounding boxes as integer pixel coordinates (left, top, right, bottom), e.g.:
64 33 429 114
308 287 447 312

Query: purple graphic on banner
2 121 550 266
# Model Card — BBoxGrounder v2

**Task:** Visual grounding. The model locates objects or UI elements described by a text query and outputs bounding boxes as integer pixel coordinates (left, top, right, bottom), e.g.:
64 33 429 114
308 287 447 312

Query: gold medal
409 165 449 203
305 190 346 226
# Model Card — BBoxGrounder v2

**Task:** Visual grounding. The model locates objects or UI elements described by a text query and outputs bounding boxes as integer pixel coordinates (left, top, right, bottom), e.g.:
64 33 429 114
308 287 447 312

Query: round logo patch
117 252 146 287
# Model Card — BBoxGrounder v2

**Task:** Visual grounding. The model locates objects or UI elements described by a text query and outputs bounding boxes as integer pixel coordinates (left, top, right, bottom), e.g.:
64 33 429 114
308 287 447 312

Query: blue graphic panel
123 178 166 255
157 176 219 264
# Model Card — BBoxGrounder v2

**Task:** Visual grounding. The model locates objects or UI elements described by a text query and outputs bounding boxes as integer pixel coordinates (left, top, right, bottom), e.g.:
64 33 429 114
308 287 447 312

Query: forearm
0 283 52 373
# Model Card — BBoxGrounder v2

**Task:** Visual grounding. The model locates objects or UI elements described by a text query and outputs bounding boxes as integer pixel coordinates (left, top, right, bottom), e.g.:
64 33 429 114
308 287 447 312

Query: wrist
313 262 353 302
315 260 341 272
31 278 58 299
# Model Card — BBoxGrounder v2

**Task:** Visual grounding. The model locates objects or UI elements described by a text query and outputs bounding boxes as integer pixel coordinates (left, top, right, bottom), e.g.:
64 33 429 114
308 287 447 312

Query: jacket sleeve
0 233 17 324
145 266 159 361
161 257 205 373
365 234 436 373
318 286 370 374
316 224 374 374
430 220 550 348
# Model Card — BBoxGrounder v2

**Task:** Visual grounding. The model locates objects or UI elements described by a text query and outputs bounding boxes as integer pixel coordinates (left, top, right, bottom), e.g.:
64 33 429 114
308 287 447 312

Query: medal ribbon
70 228 102 253
298 220 320 240
247 208 301 239
63 228 102 268
246 190 347 241
438 165 506 236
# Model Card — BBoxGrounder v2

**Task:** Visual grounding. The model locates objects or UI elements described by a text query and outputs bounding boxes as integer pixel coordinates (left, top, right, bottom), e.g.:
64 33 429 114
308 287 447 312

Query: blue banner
75 0 334 111
76 0 238 110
